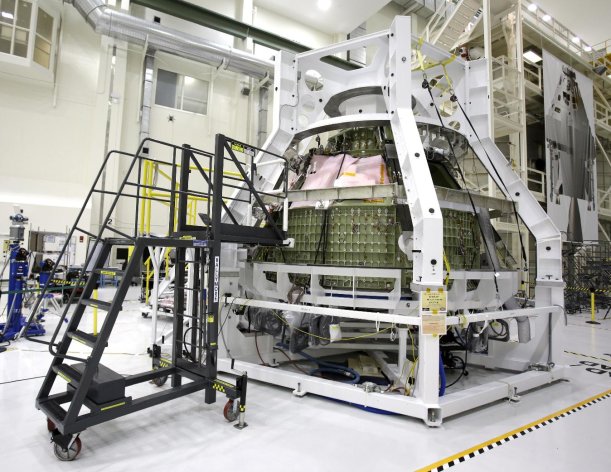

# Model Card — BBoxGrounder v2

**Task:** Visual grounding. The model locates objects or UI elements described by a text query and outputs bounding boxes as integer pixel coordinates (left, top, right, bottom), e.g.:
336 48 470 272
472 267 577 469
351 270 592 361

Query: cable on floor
0 375 45 385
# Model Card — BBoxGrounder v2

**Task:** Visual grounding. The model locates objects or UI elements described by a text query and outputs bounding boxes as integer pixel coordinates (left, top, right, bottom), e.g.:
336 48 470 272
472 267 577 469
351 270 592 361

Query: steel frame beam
218 16 566 425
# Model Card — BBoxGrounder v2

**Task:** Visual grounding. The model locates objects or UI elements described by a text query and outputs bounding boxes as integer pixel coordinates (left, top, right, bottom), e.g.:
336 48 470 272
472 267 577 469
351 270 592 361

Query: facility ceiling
535 0 611 46
253 0 392 34
177 1 609 48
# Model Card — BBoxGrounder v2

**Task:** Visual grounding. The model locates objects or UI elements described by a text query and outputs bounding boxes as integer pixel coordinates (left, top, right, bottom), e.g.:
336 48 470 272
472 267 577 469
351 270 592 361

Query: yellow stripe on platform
416 388 611 472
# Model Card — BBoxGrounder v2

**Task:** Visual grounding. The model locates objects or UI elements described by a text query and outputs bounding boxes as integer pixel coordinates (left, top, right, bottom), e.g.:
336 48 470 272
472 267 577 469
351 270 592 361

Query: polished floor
1 287 609 471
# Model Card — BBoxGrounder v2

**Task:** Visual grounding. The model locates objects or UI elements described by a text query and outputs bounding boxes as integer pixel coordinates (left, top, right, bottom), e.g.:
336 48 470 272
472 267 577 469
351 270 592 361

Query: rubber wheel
152 375 168 387
53 437 82 461
223 399 239 422
47 418 56 432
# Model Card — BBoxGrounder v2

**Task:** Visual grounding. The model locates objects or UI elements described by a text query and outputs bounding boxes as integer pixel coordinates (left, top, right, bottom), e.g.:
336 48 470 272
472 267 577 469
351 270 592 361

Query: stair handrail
19 146 129 342
44 141 152 360
423 0 457 44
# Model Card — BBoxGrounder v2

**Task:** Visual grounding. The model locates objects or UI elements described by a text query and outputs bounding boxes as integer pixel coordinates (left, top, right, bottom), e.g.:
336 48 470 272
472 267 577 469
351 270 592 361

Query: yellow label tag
100 270 116 276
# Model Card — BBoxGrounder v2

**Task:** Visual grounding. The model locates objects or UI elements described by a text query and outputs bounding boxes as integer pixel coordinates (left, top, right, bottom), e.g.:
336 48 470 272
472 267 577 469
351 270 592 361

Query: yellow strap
442 251 451 287
413 35 458 72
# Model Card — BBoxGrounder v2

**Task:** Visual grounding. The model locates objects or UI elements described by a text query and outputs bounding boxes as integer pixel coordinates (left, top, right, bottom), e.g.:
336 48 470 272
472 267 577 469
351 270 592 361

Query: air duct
69 0 274 80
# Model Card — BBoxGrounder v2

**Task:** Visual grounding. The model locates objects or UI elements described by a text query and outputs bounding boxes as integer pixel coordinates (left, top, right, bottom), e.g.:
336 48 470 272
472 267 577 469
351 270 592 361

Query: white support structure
218 16 565 426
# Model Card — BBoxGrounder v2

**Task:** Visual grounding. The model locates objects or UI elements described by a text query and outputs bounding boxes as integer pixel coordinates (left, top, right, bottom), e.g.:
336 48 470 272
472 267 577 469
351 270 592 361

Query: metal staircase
21 134 288 460
423 0 482 51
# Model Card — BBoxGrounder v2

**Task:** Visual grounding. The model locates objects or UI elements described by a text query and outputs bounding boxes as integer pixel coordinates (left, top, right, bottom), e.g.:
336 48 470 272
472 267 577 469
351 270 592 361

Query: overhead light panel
523 49 542 64
572 36 580 44
1 11 14 19
528 3 537 12
542 14 551 22
584 45 592 52
317 0 331 11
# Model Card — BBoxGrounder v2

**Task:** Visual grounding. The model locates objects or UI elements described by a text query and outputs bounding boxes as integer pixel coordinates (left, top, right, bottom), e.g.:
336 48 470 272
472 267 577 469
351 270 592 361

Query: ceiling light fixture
572 36 580 44
317 0 331 11
584 45 592 52
528 3 537 12
523 49 543 63
542 14 551 22
1 11 14 19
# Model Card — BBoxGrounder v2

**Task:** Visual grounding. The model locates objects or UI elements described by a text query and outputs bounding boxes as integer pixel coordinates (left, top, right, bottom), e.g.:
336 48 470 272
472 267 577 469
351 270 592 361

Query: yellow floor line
415 388 611 472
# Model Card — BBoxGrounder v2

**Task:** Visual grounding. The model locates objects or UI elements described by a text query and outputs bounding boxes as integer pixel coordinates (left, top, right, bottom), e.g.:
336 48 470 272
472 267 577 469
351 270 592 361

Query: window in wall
0 0 32 58
33 5 52 67
154 68 209 115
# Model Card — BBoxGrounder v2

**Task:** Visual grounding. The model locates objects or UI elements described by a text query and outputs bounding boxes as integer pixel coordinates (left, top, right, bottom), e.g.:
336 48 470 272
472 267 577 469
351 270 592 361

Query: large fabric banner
543 50 597 242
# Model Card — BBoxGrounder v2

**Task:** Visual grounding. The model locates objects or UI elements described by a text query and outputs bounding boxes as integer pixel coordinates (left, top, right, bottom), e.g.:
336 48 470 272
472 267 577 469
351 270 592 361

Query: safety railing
595 100 611 131
526 167 546 200
591 39 611 76
599 188 611 214
21 135 289 355
207 134 289 245
563 240 611 314
523 62 542 90
421 0 460 44
521 2 598 65
490 56 523 124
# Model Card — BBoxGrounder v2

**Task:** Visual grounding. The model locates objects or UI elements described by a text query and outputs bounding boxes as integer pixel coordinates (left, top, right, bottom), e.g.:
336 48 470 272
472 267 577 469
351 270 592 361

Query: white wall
0 5 101 262
253 7 333 50
135 0 238 48
0 0 358 254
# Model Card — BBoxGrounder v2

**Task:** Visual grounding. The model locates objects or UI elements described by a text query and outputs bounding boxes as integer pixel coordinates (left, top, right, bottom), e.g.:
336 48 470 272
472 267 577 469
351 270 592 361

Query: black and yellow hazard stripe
212 378 237 394
416 388 611 472
565 285 609 294
565 350 611 364
50 278 86 287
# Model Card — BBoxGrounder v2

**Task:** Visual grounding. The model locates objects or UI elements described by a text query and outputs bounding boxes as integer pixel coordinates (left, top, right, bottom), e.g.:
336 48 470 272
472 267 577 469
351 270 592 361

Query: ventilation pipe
68 0 274 80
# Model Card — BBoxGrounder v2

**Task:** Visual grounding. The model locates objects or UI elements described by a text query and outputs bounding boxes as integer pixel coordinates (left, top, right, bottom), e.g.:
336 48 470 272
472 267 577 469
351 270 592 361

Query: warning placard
421 314 447 336
421 288 447 314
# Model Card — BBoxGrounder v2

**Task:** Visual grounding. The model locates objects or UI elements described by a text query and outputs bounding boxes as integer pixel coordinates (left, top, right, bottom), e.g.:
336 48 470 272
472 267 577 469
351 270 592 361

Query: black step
106 238 135 245
67 330 104 348
218 222 285 245
80 298 114 310
94 268 126 278
52 364 82 387
37 391 72 425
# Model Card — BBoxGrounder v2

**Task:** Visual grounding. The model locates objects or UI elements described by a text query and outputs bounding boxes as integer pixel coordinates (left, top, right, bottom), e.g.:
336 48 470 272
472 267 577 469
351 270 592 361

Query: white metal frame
218 16 565 425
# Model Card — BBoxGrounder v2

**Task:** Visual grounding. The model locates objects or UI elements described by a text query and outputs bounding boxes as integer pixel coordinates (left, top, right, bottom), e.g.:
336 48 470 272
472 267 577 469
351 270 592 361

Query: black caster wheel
141 312 149 318
223 399 239 422
53 437 82 461
152 375 168 387
47 418 56 432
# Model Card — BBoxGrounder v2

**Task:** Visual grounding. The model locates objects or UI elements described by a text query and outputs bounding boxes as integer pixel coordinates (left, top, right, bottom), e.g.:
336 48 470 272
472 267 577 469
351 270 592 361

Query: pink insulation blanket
293 154 387 207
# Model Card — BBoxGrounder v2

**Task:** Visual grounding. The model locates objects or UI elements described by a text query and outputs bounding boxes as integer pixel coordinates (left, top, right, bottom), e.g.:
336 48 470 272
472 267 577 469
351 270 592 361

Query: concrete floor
1 287 610 471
